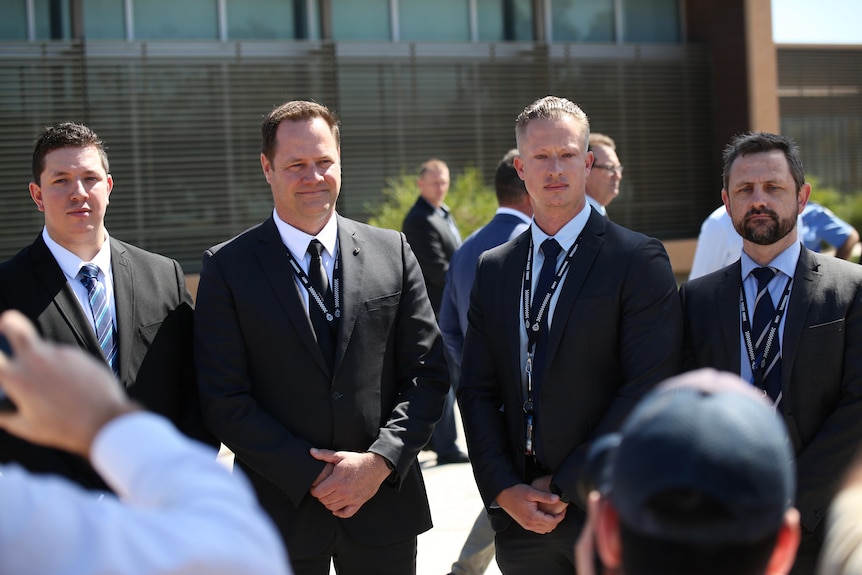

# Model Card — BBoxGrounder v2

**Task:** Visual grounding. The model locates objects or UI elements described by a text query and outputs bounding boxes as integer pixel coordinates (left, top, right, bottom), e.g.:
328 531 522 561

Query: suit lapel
110 239 135 385
715 263 743 373
30 235 101 352
544 212 604 362
501 232 530 376
256 217 331 375
335 217 365 374
781 249 819 391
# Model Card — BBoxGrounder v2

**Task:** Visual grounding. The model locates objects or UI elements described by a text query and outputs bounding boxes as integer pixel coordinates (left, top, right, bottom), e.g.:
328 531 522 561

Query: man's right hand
496 483 567 534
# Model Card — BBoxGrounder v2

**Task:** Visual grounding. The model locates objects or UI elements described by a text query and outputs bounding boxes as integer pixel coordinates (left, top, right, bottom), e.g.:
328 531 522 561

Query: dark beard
737 208 796 245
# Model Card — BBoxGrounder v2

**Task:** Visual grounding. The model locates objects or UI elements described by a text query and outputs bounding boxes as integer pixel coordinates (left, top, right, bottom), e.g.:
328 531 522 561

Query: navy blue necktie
307 240 335 370
751 267 782 405
79 264 119 377
531 238 562 403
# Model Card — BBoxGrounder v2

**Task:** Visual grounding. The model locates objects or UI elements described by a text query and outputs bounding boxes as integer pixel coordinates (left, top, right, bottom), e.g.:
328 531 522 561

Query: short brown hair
722 132 805 193
515 96 590 149
419 158 448 177
32 122 109 184
261 100 340 163
589 133 616 151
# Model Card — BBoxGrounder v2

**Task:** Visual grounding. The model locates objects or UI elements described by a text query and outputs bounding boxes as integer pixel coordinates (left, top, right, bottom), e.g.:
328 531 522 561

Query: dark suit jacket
402 196 460 313
0 233 211 490
680 247 862 532
193 215 449 559
458 211 683 531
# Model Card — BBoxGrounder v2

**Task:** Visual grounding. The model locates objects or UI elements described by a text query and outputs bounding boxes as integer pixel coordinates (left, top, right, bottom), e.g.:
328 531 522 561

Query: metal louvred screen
0 41 713 272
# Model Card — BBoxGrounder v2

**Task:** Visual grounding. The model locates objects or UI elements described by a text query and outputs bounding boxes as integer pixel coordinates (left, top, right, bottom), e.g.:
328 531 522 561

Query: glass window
227 0 296 39
134 0 218 40
83 0 126 40
0 0 28 40
34 0 72 40
331 0 390 40
551 0 614 42
477 0 532 41
623 0 680 43
400 0 470 42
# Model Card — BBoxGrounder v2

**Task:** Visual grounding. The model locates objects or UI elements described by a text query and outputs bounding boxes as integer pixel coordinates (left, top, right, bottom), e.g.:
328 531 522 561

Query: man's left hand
308 448 391 518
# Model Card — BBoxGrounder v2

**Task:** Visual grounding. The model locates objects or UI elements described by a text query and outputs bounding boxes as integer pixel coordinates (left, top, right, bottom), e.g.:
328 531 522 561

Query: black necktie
531 238 562 405
751 267 782 405
307 240 335 370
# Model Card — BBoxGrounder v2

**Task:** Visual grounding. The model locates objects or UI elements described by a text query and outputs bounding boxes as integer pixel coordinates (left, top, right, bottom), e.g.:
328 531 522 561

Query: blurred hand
0 310 137 457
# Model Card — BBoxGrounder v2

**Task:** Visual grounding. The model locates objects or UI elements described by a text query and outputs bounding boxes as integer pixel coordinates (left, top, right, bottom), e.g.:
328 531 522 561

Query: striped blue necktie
751 267 782 406
79 264 119 377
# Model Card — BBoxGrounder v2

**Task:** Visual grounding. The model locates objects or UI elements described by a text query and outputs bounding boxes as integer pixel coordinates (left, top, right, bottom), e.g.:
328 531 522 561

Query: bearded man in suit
0 122 212 492
193 100 449 575
679 131 862 574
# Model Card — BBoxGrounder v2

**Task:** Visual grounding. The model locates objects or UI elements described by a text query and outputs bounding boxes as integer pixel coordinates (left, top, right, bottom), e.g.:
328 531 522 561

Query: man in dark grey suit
0 122 211 492
194 100 449 575
458 96 683 574
403 157 469 465
680 132 862 575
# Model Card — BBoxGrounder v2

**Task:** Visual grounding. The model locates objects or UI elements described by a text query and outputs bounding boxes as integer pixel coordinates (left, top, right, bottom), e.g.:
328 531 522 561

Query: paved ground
415 448 503 575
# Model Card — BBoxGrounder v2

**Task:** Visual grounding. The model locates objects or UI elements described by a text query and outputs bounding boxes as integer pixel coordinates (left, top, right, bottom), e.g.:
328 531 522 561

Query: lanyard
521 235 579 454
739 274 792 392
285 244 342 324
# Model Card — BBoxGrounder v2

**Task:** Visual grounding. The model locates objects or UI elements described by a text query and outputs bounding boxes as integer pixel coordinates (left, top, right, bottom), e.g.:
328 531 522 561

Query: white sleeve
688 210 742 280
0 412 291 575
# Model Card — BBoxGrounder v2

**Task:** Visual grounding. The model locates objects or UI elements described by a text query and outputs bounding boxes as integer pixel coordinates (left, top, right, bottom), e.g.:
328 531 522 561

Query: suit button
332 390 343 400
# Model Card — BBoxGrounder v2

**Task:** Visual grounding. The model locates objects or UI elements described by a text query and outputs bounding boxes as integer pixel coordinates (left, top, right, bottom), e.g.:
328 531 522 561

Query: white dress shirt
272 208 338 314
42 226 116 333
0 412 291 575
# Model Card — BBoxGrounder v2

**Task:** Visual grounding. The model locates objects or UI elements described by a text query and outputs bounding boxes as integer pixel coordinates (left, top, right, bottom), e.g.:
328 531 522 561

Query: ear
514 156 526 181
106 174 113 204
29 182 44 212
594 497 624 570
721 188 731 215
586 150 595 171
797 183 811 215
765 508 801 575
260 153 273 184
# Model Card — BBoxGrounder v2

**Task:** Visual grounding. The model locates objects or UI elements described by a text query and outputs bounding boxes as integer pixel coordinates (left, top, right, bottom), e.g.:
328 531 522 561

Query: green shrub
366 166 498 238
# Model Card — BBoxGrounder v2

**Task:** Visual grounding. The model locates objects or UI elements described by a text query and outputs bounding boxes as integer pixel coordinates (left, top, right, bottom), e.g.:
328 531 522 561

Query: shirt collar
530 200 591 254
42 226 113 280
272 208 339 260
740 240 801 281
496 207 533 225
585 194 607 216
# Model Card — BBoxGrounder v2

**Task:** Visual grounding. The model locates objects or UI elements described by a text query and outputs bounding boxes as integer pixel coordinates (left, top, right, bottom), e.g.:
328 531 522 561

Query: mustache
744 207 778 220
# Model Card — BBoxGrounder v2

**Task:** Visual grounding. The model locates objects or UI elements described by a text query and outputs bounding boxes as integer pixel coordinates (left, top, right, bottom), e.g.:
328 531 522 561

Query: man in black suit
458 96 683 574
0 122 211 492
194 100 449 575
403 158 469 465
679 132 862 574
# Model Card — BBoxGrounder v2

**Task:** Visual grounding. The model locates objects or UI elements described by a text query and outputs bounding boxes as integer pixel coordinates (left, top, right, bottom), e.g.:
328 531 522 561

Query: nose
549 157 564 176
70 178 89 200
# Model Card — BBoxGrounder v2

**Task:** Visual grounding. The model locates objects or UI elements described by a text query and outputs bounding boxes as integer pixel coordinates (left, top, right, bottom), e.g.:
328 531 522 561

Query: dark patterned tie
307 240 335 370
79 264 119 377
751 267 782 405
531 238 562 404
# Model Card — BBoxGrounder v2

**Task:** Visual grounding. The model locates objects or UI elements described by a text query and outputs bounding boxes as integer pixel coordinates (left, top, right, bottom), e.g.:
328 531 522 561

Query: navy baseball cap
606 369 795 544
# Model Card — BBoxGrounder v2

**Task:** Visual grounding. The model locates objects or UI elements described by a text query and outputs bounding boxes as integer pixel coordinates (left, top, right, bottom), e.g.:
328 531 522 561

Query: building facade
0 0 810 272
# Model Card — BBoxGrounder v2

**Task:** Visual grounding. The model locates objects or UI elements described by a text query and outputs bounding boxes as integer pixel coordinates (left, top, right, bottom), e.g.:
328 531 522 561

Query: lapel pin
353 247 360 255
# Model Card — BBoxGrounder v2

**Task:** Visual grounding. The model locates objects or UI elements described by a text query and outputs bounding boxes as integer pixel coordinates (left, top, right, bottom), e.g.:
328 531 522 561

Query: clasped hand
308 448 391 519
